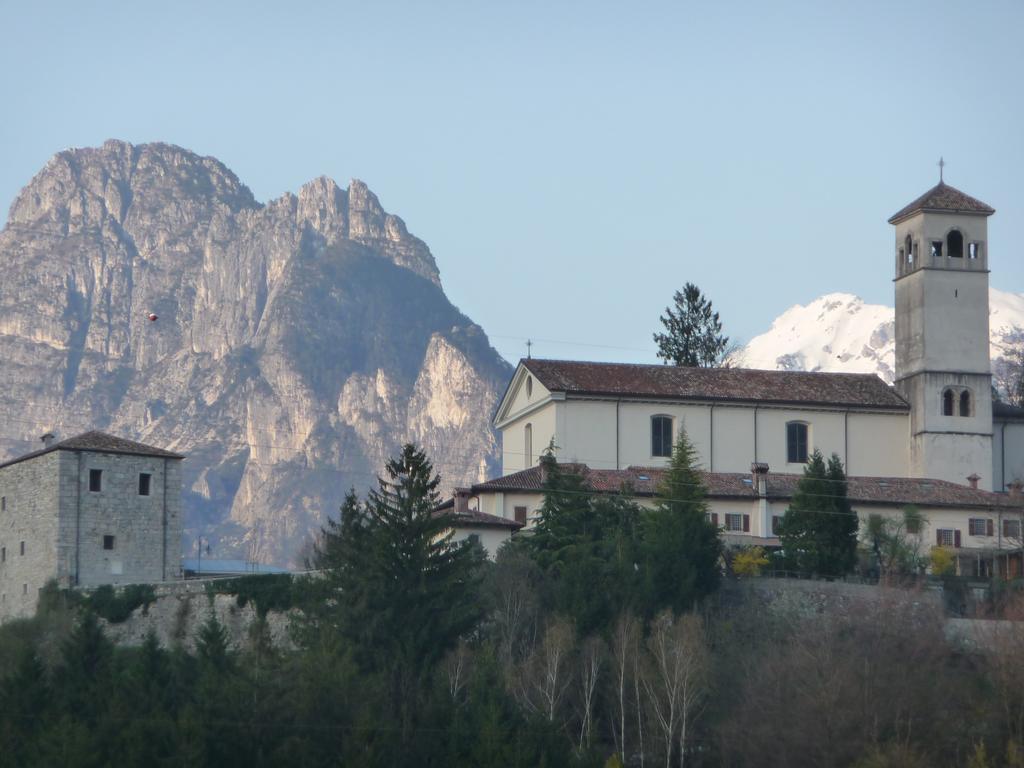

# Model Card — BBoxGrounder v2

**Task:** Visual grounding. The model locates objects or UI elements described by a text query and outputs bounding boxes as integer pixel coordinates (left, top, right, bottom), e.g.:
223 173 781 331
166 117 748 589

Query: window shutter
988 519 994 537
711 513 719 527
936 529 942 546
743 514 750 533
954 529 962 548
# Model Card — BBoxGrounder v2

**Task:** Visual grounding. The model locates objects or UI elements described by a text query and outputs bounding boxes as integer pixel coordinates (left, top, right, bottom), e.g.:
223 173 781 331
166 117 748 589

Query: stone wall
64 451 183 587
0 451 62 621
101 579 295 652
0 448 183 624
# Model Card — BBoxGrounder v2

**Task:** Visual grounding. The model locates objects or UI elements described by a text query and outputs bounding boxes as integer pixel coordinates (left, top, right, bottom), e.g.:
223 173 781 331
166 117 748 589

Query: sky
2 0 1023 364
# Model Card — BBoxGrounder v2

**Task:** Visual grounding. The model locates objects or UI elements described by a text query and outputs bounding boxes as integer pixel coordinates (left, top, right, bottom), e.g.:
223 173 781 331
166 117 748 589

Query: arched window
524 423 533 466
947 229 964 258
942 389 955 416
959 390 971 417
651 415 673 458
905 234 913 265
525 375 533 399
786 422 809 463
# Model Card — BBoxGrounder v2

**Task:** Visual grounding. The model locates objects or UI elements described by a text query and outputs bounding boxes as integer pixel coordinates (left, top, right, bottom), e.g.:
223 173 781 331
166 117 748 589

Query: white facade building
449 178 1024 575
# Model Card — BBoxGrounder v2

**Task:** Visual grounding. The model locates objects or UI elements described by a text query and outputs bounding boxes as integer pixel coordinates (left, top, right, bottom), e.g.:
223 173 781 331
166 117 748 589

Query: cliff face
0 140 510 564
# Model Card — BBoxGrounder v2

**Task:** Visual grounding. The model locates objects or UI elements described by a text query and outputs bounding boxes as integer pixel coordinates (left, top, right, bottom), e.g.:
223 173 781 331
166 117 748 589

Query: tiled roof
521 359 908 410
433 498 525 529
994 401 1024 420
888 181 995 224
454 510 524 529
473 464 1022 511
0 430 184 470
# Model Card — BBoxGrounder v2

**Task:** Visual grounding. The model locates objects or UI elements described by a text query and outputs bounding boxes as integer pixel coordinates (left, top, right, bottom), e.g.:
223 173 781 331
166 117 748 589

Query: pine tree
526 454 643 633
328 444 486 750
653 283 729 367
779 450 859 577
640 427 722 614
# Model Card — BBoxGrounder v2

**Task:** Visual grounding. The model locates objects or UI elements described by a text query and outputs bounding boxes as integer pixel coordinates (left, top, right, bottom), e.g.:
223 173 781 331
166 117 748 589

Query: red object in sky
147 313 158 322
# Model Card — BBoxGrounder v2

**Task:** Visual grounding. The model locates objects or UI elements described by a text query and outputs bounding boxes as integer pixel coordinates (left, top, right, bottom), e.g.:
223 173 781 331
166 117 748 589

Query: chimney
40 432 55 448
751 462 769 498
478 458 488 484
967 473 980 490
1008 481 1023 499
454 488 470 515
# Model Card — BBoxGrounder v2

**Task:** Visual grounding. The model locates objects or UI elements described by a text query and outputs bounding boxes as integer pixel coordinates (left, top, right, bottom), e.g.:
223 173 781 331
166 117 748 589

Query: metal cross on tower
526 339 532 359
938 156 945 182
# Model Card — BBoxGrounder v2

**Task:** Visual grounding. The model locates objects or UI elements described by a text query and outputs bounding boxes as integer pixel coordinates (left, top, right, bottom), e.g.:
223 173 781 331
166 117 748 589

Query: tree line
1 436 1023 766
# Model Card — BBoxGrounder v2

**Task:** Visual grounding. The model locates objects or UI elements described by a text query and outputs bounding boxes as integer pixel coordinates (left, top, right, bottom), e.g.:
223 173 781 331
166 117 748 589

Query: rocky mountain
0 140 511 565
735 288 1024 389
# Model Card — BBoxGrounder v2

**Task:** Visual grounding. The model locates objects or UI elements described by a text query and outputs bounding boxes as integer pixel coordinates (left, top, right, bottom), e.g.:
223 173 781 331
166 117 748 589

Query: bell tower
891 166 995 489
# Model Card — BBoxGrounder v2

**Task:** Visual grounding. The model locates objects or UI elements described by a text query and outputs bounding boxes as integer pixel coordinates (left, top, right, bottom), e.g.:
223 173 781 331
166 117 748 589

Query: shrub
205 573 296 618
731 546 769 577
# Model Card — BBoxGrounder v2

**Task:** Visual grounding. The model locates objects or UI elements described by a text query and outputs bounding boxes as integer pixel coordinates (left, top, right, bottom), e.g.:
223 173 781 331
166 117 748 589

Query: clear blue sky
3 0 1023 364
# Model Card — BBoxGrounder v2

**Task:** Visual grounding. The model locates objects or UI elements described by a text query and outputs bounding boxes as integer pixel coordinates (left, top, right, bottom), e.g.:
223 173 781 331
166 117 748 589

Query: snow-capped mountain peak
734 288 1024 385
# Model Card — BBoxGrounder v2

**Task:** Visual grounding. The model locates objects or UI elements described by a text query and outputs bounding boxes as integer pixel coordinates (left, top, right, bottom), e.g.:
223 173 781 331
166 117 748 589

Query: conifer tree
779 450 859 577
328 444 486 749
653 283 729 367
640 427 722 614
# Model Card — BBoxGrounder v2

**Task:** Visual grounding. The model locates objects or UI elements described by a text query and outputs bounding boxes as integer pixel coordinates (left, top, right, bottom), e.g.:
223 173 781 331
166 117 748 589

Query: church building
449 177 1024 576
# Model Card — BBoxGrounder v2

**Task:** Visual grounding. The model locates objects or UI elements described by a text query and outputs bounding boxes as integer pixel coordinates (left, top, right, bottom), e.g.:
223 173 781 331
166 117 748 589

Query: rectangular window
1 547 4 562
651 416 673 458
905 517 921 534
1 496 5 512
19 541 24 556
89 469 102 492
22 584 27 595
772 515 782 535
1004 519 1022 539
969 518 990 537
969 242 980 259
936 529 962 547
725 513 744 532
139 473 152 496
931 241 943 258
514 506 527 525
786 422 808 464
103 535 115 550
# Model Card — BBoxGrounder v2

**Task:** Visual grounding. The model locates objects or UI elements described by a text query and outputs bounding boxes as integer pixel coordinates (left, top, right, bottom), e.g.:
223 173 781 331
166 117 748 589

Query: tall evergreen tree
324 444 486 752
653 283 729 367
779 450 859 577
526 454 643 633
640 427 722 614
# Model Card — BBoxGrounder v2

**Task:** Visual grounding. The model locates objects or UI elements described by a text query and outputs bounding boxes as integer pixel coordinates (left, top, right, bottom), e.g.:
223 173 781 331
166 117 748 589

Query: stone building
0 431 183 622
447 177 1024 576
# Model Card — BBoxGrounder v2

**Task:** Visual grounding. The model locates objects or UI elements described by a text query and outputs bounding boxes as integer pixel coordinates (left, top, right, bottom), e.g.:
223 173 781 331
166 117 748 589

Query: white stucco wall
993 421 1024 492
500 395 911 481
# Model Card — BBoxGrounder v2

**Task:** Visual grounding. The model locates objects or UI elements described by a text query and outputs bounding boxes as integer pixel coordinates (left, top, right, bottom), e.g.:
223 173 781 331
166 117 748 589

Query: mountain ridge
0 139 510 565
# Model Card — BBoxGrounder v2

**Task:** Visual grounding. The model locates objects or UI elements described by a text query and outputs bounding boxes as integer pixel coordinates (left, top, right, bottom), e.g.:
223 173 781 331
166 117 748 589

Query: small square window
937 528 955 547
89 469 102 492
905 517 921 534
725 513 744 532
1005 519 1022 539
931 241 943 258
103 535 115 551
138 473 152 496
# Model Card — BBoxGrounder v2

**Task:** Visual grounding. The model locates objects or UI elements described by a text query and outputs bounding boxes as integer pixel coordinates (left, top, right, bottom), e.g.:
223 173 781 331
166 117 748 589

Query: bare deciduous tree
576 635 605 753
514 617 575 726
642 611 709 768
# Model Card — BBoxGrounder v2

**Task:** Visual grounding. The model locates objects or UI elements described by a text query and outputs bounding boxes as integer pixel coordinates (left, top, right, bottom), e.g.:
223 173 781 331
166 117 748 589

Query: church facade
449 178 1024 575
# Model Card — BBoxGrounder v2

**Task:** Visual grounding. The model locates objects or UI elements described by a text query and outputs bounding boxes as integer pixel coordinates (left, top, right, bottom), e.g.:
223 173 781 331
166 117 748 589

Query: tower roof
888 181 995 224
